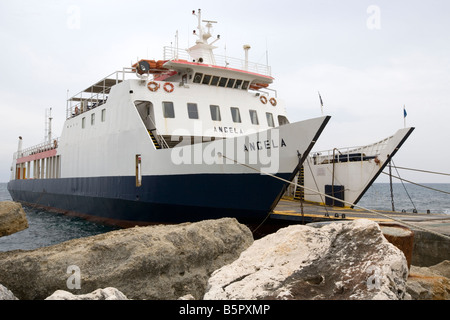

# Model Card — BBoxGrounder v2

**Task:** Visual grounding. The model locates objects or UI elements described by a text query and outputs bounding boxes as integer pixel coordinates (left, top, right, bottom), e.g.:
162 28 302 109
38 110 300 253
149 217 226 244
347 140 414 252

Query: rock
45 287 128 300
0 218 253 300
177 294 195 300
0 284 18 300
0 201 28 237
429 260 450 278
407 261 450 300
204 219 409 300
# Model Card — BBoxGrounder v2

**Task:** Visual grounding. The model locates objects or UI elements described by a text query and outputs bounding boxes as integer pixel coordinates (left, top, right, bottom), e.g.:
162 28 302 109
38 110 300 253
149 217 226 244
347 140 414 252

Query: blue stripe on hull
7 173 291 226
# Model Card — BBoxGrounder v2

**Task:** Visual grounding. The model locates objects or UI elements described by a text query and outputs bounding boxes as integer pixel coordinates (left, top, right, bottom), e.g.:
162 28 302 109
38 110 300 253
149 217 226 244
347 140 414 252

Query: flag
403 105 407 128
318 92 324 115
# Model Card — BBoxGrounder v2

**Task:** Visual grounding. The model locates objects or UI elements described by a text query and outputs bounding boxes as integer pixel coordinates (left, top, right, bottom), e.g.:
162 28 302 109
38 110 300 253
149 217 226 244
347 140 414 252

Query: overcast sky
0 0 449 184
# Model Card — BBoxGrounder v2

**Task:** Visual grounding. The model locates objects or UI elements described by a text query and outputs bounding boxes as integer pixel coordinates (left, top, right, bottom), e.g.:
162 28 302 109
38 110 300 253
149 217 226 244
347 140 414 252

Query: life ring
75 106 79 114
260 96 268 104
147 81 159 92
269 98 277 106
53 139 58 149
163 82 174 93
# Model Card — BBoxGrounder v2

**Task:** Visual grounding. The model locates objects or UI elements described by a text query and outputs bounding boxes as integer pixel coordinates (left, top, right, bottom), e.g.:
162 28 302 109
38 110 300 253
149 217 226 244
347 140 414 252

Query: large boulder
0 201 28 237
45 287 128 300
0 284 18 300
407 260 450 300
204 219 409 300
0 218 253 300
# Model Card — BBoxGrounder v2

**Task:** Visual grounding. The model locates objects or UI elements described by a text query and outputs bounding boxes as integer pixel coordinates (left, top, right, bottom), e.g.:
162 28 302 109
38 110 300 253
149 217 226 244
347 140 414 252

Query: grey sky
1 0 449 183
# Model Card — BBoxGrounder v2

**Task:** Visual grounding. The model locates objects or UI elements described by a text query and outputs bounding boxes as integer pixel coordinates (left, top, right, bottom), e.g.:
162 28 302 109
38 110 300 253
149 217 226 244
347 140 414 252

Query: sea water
0 183 118 252
356 183 450 215
0 182 449 252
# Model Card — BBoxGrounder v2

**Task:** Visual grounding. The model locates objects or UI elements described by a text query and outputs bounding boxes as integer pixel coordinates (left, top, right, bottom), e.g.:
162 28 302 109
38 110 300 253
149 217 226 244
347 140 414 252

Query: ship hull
7 172 292 227
8 108 330 227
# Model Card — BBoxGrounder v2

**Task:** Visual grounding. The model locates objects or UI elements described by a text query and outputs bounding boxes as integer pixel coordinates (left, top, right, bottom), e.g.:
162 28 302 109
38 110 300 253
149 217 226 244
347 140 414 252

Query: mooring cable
381 171 450 196
393 166 450 177
218 153 450 241
391 159 417 212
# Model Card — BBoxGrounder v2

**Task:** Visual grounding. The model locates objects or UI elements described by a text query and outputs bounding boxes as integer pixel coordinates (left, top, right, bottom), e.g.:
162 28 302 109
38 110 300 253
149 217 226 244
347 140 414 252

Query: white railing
310 136 392 165
66 68 136 119
163 46 272 77
14 137 60 160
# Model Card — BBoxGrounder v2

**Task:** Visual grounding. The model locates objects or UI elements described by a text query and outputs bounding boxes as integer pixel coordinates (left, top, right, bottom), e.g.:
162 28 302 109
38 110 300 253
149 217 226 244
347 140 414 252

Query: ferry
7 10 330 227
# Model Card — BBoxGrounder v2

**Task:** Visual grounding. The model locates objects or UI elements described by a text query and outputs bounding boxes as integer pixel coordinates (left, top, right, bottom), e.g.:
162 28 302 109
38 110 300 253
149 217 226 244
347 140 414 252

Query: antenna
243 44 251 71
192 9 218 45
189 9 220 65
175 30 179 59
45 108 53 144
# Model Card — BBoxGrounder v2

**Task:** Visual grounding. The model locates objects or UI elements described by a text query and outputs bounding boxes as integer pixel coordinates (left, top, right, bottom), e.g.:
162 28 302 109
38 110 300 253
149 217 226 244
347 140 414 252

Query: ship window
193 73 203 83
210 76 220 86
210 105 221 121
101 109 106 122
249 110 259 125
187 103 199 119
202 74 212 85
231 107 241 123
163 101 175 118
266 112 275 127
91 113 95 125
82 117 86 129
242 81 250 90
218 77 228 87
226 79 236 88
278 115 289 126
234 79 243 89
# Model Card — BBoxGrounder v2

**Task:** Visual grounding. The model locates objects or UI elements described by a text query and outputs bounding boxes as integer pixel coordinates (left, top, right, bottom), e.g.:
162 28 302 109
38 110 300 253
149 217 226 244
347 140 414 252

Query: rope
218 153 450 241
393 166 450 177
305 157 330 216
392 160 417 212
381 171 450 196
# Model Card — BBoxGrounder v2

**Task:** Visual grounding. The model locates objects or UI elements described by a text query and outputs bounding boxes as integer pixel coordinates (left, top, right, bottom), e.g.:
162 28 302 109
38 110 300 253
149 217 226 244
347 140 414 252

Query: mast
45 107 53 144
188 9 220 65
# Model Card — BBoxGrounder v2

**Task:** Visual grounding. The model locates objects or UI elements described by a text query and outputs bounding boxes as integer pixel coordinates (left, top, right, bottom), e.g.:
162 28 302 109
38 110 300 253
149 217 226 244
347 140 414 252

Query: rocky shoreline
0 201 449 300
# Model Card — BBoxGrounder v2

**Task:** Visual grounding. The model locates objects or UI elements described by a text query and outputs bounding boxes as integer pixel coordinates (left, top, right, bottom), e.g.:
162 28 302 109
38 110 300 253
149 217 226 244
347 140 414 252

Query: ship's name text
244 139 286 152
214 126 244 134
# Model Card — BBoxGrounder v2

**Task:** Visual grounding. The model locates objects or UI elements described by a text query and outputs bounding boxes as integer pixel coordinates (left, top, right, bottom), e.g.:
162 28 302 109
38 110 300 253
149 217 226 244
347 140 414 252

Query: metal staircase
294 166 305 201
148 130 161 149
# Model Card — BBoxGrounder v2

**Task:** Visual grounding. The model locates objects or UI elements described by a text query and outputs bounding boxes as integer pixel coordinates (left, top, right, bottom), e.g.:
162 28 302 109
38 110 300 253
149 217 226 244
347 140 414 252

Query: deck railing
66 68 136 119
163 46 272 77
310 136 392 165
14 137 60 160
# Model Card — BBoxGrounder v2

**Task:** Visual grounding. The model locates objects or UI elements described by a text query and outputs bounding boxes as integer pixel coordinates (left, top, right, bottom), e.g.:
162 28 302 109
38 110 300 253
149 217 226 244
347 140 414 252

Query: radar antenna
192 9 220 46
188 9 220 65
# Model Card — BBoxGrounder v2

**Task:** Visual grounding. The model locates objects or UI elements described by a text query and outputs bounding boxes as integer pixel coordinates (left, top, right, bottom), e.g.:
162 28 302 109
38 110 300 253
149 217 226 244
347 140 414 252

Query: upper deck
66 9 276 122
162 46 272 80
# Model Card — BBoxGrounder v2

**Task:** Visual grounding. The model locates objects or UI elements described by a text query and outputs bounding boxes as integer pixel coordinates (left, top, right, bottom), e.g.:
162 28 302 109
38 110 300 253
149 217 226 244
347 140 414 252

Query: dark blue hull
7 172 292 227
